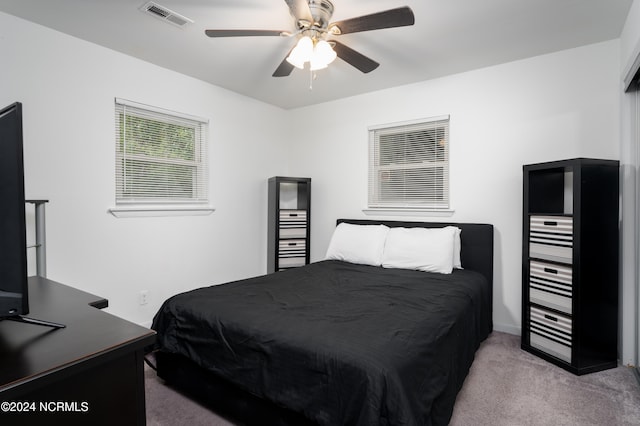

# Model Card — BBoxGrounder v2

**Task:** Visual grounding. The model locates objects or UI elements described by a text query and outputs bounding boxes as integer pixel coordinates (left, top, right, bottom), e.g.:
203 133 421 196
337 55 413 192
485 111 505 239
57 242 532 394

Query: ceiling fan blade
332 41 379 73
205 29 288 37
329 6 415 35
272 48 296 77
284 0 313 24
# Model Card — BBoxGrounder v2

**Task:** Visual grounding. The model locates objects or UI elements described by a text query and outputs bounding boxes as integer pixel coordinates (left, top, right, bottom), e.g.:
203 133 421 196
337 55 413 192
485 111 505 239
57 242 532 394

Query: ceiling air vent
140 1 193 28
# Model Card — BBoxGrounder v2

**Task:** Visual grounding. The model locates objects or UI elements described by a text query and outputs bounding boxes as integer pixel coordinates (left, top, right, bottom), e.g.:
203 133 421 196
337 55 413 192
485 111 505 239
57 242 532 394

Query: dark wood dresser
0 276 155 425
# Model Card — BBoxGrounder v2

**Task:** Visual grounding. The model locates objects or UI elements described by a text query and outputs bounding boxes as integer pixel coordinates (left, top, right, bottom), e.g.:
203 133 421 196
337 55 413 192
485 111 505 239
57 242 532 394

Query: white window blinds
115 99 208 205
368 116 450 209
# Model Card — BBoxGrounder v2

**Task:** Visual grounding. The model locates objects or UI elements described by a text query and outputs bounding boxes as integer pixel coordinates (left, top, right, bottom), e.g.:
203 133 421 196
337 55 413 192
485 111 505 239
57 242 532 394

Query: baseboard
493 322 521 336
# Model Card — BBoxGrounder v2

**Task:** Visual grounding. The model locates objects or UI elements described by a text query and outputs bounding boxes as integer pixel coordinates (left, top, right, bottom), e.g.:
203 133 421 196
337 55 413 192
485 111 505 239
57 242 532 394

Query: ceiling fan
205 0 415 77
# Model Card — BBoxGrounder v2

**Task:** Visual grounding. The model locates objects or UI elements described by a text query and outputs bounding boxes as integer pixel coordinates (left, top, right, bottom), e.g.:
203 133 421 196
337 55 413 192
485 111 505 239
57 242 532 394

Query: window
368 116 450 210
114 98 209 211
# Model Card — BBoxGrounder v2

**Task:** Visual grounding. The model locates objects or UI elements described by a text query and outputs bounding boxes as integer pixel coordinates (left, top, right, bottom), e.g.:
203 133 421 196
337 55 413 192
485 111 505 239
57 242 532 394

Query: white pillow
445 226 463 269
381 227 457 274
325 223 389 266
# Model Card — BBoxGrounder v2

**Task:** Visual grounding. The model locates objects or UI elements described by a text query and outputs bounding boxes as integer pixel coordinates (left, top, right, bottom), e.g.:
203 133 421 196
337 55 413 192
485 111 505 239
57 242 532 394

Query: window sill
108 205 215 218
362 207 455 217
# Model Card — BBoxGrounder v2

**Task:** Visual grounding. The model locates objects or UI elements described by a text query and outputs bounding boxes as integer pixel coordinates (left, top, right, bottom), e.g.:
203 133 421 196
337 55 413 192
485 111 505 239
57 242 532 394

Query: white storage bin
278 257 306 268
529 305 572 363
529 260 572 314
278 240 306 257
279 227 307 239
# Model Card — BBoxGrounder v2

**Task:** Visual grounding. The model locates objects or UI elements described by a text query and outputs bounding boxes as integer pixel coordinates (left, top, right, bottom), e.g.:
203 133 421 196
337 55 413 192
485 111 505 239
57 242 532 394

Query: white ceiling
0 0 633 109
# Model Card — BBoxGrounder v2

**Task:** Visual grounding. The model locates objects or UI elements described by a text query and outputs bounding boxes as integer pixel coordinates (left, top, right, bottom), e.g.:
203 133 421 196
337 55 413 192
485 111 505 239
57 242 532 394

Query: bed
150 219 493 426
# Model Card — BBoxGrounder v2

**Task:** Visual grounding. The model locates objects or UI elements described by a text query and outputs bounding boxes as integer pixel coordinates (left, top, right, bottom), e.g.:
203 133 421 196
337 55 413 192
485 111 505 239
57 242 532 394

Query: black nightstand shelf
522 158 619 375
267 177 311 273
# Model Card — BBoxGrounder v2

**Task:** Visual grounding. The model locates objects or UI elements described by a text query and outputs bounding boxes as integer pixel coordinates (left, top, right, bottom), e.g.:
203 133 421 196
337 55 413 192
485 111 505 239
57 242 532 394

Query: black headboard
336 219 494 287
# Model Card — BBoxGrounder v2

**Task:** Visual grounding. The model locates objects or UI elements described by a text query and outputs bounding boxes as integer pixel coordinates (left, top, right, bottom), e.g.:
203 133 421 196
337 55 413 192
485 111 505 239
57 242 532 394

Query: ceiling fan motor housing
306 0 334 30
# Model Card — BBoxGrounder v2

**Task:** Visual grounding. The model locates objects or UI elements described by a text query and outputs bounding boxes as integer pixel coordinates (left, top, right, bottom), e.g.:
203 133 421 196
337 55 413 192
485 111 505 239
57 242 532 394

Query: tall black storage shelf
268 177 311 273
522 158 619 375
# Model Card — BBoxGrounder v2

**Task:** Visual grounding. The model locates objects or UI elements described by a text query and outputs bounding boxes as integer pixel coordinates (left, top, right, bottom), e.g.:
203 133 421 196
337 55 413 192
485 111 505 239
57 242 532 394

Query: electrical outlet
139 290 149 305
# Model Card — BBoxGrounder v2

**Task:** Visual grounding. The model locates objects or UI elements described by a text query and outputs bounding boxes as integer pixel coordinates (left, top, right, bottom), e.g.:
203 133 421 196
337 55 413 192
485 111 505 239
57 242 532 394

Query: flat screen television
0 102 63 328
0 102 29 318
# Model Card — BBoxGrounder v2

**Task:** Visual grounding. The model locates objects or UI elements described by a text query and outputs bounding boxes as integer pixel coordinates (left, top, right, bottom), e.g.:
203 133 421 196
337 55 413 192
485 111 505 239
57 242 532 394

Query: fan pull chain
308 69 318 91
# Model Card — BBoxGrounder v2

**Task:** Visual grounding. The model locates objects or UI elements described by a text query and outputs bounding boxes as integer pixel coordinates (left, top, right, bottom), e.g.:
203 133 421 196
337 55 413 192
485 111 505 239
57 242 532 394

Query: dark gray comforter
152 260 492 425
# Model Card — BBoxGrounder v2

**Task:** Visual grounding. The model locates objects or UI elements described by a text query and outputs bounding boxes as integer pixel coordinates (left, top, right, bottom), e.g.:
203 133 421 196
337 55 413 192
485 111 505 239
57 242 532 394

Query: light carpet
145 331 640 425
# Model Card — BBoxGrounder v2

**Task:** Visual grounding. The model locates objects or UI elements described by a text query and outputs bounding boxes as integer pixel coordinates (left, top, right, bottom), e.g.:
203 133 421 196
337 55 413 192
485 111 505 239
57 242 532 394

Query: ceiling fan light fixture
286 36 314 69
286 54 306 69
314 40 337 64
287 36 337 71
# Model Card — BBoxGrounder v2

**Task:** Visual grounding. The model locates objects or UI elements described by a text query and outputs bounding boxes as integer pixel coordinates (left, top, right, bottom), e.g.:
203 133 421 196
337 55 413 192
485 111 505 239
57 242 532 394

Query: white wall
286 40 621 335
619 0 640 366
0 12 290 326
